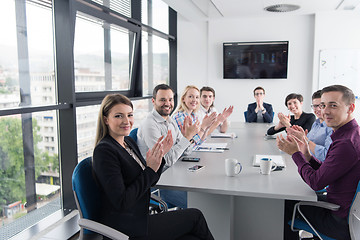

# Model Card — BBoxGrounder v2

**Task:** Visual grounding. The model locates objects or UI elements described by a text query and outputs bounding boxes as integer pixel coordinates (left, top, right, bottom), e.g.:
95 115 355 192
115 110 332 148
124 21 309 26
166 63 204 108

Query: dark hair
200 86 216 97
312 90 322 100
285 93 303 107
321 85 355 105
253 86 265 95
153 84 174 99
95 94 133 146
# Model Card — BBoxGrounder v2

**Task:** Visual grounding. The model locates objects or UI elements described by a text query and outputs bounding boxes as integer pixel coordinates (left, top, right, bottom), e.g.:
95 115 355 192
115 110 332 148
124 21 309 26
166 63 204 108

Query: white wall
178 14 315 122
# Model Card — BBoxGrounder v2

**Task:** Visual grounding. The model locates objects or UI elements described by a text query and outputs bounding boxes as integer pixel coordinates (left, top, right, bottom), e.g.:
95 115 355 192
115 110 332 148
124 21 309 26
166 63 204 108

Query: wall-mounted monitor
223 41 288 79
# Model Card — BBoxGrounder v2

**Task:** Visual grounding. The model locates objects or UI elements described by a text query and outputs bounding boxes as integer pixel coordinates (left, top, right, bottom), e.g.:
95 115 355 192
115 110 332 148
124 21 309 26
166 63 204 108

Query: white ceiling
163 0 360 21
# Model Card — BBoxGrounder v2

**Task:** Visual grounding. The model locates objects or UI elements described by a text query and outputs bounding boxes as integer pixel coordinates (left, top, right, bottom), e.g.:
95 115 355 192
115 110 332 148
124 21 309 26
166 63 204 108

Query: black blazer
247 102 274 123
267 112 316 135
92 134 164 238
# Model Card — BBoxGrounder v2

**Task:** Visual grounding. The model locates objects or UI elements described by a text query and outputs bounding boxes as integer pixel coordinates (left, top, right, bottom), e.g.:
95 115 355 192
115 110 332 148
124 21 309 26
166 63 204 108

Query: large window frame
0 0 177 237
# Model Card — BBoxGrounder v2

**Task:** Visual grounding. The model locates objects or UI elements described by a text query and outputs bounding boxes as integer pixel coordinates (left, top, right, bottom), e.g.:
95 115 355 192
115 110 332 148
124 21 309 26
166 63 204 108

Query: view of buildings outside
0 0 169 238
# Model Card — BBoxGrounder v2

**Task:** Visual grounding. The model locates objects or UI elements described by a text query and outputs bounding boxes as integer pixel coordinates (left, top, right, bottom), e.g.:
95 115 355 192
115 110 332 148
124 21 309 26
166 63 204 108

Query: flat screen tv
223 41 288 79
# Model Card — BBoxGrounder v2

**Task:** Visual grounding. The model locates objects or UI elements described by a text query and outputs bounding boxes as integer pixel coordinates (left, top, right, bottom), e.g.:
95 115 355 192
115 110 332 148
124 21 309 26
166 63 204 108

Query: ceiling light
264 4 300 12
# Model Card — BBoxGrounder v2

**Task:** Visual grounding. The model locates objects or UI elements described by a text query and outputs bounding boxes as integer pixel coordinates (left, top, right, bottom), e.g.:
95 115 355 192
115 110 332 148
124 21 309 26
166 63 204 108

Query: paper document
193 143 228 153
211 132 237 138
253 154 286 167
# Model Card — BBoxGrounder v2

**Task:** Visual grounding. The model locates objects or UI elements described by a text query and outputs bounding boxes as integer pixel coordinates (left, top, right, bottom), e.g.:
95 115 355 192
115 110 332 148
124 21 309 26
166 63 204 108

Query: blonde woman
173 85 216 145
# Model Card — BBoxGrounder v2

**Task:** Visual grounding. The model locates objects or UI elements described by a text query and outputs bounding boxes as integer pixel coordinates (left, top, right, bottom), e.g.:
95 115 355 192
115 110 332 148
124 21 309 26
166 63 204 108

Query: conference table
156 122 317 240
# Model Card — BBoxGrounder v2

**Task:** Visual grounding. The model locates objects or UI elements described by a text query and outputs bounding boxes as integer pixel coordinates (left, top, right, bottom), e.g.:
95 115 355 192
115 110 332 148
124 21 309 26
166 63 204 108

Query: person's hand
217 106 234 123
161 130 174 155
182 118 200 140
276 134 300 155
201 112 217 130
278 113 291 128
146 137 164 172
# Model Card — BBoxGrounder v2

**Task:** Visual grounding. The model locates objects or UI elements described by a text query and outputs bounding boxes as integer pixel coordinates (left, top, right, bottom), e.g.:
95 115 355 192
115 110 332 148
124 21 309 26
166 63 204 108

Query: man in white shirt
137 84 200 209
198 86 233 134
138 84 199 167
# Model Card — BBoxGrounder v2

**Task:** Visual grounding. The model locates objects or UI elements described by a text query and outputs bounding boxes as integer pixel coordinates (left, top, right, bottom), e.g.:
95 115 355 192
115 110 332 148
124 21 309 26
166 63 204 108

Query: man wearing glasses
286 90 333 162
246 86 274 123
277 85 360 240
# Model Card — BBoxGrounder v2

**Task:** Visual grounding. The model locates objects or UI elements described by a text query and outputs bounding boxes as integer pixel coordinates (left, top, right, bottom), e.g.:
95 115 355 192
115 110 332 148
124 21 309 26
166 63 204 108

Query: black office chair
289 180 360 240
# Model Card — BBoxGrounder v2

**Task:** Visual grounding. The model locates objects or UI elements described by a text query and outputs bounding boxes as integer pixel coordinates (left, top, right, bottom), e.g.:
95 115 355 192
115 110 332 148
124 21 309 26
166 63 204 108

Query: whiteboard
318 49 360 98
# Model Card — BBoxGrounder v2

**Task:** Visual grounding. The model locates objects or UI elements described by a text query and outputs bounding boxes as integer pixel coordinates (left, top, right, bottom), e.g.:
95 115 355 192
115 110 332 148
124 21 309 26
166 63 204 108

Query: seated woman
267 93 315 135
286 90 333 162
172 85 216 145
92 93 214 240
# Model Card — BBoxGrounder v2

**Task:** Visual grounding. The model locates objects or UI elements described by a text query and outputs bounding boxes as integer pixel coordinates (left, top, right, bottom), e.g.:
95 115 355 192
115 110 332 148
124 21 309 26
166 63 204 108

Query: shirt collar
151 108 171 123
200 104 212 114
331 118 358 140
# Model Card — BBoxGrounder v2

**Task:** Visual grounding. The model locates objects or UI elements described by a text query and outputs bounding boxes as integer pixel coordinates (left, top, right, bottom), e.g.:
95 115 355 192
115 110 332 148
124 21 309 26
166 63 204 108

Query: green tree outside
0 117 59 208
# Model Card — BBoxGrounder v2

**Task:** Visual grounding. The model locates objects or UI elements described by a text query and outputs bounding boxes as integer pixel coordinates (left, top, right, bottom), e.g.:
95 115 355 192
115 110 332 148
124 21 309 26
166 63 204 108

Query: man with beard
137 84 200 209
138 84 200 168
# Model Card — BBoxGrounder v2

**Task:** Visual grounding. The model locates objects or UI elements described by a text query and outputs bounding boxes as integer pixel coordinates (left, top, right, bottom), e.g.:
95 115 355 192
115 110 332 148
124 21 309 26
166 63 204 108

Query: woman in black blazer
267 93 315 135
92 93 214 240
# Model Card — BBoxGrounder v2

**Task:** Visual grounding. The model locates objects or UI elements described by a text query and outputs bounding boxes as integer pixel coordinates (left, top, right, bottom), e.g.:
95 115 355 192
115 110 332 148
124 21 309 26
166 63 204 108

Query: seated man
198 86 233 134
277 85 360 240
247 86 273 123
138 84 199 209
286 90 333 162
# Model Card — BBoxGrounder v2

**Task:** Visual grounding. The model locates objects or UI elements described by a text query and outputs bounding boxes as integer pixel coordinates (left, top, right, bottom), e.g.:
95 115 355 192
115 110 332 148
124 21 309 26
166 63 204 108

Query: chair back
72 157 101 235
244 111 248 122
349 180 360 240
129 128 138 143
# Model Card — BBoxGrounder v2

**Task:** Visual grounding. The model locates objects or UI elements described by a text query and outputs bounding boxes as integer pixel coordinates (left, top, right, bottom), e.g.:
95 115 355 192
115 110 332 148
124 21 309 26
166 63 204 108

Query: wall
178 14 315 122
312 11 360 119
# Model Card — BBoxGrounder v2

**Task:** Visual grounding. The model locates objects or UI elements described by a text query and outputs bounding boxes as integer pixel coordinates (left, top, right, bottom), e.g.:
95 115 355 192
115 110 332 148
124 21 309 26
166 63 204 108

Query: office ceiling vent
264 4 300 12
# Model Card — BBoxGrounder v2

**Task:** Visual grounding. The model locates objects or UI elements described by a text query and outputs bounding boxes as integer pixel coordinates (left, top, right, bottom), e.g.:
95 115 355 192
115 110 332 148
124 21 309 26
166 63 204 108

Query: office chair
289 180 360 240
72 157 129 240
244 111 248 122
129 128 138 143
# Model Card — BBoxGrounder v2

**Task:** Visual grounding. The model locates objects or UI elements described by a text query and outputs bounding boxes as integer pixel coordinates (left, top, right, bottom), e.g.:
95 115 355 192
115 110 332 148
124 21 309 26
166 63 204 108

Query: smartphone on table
188 165 204 172
181 157 200 162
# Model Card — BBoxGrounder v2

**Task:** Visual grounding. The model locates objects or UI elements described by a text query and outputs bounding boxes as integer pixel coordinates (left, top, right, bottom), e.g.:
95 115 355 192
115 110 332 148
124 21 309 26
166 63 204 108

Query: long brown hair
95 94 133 146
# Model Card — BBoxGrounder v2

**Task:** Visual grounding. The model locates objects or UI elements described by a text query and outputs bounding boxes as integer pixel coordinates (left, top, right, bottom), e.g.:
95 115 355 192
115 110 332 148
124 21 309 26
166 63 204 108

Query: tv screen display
223 41 288 79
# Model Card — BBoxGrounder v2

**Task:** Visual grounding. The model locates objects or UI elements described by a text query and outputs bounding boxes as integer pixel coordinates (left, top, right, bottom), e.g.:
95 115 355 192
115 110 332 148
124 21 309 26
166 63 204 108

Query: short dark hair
153 84 174 99
312 90 322 100
200 86 215 97
253 86 265 95
285 93 303 107
321 85 355 105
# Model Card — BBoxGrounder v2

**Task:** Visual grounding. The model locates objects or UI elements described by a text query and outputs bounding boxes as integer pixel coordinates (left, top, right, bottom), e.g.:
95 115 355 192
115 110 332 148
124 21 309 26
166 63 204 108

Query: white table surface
156 123 317 240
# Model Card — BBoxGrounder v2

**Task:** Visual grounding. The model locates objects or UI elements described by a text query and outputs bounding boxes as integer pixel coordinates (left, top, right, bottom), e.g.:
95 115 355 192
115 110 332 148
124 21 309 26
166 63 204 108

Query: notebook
253 154 286 168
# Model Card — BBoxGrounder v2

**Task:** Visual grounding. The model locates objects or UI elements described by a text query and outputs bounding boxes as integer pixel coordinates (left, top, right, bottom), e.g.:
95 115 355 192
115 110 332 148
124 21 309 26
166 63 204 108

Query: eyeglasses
311 104 321 109
254 93 264 96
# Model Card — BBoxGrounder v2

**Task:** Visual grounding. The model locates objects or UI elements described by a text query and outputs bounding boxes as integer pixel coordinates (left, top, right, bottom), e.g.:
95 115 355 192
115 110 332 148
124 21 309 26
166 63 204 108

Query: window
0 0 176 238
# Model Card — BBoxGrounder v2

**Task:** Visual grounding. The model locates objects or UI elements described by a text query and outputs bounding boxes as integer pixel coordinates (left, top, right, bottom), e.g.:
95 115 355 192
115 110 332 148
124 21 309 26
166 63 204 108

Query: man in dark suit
247 86 274 123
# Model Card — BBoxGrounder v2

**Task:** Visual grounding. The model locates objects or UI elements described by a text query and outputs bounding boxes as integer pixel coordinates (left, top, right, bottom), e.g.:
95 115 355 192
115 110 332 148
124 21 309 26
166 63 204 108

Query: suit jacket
247 102 274 123
92 134 164 238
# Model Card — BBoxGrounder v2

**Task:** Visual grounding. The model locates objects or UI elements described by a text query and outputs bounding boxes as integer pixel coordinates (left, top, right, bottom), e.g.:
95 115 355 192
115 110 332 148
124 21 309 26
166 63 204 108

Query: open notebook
253 154 286 168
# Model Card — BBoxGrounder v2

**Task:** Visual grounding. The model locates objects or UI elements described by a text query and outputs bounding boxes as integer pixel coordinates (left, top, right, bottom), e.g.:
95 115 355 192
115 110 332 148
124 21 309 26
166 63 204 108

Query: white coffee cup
260 158 277 175
225 158 242 177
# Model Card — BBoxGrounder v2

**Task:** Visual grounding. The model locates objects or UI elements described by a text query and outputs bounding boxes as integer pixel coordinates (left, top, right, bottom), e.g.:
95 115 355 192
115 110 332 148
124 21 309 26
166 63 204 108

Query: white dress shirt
137 109 192 167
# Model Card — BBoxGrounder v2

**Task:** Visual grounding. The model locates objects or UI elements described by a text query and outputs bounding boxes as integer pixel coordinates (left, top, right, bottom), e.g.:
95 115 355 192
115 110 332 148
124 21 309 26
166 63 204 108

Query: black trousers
145 208 214 240
284 200 350 240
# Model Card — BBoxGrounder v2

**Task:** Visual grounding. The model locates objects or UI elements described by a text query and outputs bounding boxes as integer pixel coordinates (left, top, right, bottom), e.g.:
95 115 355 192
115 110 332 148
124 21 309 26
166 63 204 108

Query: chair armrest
78 218 128 240
296 201 340 211
151 193 168 212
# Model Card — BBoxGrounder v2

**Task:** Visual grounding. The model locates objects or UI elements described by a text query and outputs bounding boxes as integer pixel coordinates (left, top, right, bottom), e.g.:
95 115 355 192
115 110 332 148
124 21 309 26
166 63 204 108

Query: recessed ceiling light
264 4 300 12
